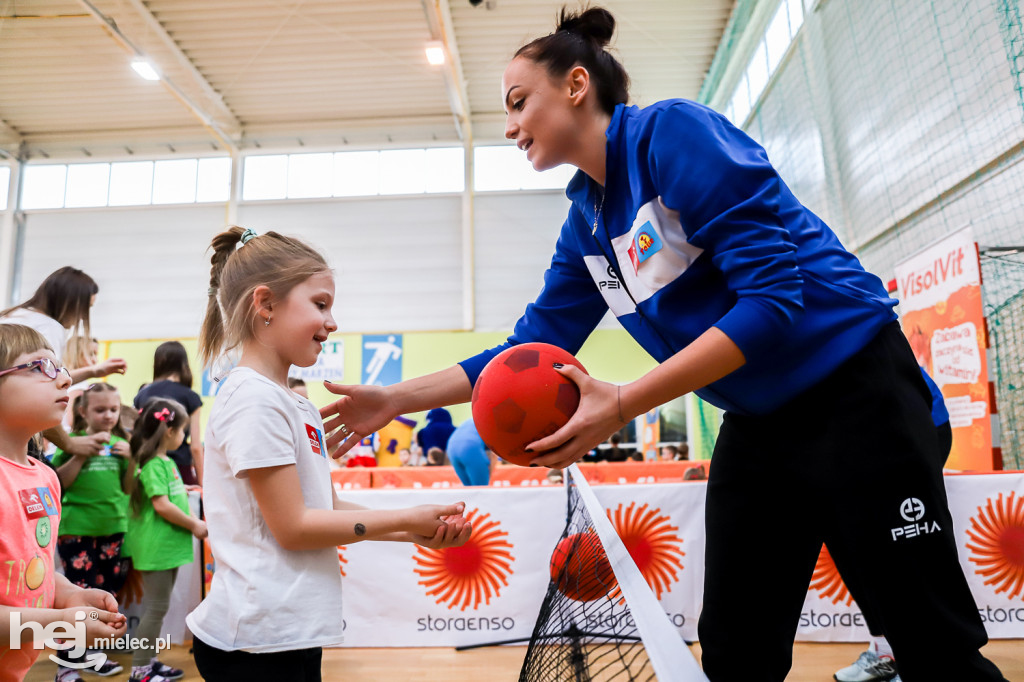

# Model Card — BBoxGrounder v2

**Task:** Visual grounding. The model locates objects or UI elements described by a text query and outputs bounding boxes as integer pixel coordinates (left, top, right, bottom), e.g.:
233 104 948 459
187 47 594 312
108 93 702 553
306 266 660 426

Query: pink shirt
0 456 61 681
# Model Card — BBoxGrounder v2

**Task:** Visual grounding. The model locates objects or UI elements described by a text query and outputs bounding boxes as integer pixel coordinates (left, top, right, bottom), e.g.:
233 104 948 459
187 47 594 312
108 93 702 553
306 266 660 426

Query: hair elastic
240 228 259 245
153 407 174 422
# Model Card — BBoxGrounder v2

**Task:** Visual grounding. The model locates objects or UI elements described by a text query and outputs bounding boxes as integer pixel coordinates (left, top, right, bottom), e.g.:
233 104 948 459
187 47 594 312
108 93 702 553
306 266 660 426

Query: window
746 41 770 105
21 165 67 210
242 155 288 201
108 161 154 206
765 2 792 72
424 147 465 193
379 149 426 195
196 157 231 203
723 0 805 128
334 151 379 197
64 163 110 208
474 145 575 191
730 75 752 125
287 153 334 199
153 159 198 204
787 0 804 36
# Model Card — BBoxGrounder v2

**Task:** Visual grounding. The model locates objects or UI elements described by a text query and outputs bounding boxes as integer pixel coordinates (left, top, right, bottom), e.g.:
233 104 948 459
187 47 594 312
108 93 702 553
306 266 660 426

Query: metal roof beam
421 0 472 143
120 0 241 139
75 0 240 151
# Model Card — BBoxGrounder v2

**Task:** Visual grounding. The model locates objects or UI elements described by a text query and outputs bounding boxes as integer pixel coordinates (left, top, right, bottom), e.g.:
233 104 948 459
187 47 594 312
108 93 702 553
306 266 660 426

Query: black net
519 467 654 682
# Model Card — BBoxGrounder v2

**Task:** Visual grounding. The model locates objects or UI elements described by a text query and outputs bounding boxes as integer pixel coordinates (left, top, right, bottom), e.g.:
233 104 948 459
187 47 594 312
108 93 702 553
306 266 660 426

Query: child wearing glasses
123 398 207 682
0 267 128 462
50 383 134 680
0 324 127 682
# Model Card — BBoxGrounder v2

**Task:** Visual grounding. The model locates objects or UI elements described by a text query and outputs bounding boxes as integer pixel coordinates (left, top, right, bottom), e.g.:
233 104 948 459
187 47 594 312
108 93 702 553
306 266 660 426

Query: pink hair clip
154 408 174 422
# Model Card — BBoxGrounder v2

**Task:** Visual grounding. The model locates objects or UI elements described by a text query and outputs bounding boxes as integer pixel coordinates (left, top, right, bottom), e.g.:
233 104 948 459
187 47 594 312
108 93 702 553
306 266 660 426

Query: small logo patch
306 424 325 457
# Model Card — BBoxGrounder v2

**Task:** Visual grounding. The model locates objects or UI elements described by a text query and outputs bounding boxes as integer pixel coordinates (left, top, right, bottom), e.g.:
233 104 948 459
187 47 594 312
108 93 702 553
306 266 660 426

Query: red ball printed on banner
549 531 616 602
471 342 588 467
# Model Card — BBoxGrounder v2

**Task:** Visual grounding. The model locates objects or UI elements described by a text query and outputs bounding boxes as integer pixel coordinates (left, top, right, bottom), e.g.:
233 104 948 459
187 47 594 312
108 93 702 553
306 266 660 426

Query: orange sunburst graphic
336 546 348 577
966 492 1024 600
607 502 684 600
809 545 853 605
413 508 514 611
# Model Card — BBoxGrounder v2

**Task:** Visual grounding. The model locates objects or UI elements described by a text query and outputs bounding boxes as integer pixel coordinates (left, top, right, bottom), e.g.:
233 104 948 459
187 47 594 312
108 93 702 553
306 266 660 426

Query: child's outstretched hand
413 514 473 549
191 519 209 539
405 502 466 538
58 606 128 644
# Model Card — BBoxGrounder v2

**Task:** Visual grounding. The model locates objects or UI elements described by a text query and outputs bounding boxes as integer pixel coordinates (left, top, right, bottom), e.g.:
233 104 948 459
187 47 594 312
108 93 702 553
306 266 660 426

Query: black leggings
696 322 1006 682
192 637 322 682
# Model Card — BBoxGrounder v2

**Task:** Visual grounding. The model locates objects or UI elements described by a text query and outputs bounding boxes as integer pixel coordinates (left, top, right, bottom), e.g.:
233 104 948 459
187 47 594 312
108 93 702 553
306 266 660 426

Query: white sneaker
834 649 898 682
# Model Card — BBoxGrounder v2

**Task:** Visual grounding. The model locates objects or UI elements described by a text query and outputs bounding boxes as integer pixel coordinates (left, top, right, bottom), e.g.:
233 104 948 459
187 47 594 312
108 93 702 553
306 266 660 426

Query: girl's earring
264 317 271 327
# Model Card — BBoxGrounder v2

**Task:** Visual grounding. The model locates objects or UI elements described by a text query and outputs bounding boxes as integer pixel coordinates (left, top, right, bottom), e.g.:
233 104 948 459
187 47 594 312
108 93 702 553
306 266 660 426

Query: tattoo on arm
354 523 366 537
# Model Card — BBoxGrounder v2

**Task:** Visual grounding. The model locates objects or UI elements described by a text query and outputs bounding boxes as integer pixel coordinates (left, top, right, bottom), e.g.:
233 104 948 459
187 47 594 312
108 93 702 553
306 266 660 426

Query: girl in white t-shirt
186 227 472 682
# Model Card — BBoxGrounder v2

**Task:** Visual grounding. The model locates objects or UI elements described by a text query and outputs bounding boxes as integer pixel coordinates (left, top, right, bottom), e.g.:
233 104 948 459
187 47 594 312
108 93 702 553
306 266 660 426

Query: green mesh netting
700 0 1024 469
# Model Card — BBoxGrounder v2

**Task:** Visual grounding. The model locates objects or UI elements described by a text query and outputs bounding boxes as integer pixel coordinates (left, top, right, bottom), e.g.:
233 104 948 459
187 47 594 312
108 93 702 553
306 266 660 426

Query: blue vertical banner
362 334 403 386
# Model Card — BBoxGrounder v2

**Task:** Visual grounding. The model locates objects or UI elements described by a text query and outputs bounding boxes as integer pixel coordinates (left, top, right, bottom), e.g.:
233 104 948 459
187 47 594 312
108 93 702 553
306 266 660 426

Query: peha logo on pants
891 497 941 541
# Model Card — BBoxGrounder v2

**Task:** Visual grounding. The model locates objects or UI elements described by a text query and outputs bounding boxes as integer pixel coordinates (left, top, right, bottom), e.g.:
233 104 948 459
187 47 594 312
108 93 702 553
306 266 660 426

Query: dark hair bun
557 6 616 48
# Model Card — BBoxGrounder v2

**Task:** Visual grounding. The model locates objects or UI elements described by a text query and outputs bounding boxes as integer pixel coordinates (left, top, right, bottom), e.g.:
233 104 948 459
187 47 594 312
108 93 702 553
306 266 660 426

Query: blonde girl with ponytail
186 226 471 682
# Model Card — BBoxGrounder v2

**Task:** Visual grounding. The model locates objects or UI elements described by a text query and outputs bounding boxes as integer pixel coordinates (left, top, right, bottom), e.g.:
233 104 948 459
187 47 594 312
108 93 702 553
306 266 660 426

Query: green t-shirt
52 433 130 536
125 456 194 571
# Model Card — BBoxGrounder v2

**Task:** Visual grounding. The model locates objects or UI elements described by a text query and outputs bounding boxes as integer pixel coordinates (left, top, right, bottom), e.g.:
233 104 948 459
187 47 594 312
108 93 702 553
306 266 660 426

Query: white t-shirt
186 367 344 652
0 308 68 362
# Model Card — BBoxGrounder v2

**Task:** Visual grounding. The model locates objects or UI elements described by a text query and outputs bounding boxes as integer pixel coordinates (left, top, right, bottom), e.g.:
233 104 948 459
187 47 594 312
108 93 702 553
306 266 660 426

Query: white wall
16 190 591 340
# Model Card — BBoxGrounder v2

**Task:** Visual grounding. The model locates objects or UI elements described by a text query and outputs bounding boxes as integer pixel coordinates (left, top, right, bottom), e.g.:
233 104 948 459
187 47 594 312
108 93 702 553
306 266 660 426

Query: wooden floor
25 639 1024 680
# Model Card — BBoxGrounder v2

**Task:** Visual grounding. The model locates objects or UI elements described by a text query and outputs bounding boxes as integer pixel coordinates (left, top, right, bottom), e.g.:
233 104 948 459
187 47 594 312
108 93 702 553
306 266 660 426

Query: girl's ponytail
199 226 246 368
128 398 188 516
197 225 329 370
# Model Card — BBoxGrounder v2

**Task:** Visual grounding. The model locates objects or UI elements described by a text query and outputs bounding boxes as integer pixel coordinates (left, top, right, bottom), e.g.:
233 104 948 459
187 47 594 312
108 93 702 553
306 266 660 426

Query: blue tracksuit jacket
460 100 902 416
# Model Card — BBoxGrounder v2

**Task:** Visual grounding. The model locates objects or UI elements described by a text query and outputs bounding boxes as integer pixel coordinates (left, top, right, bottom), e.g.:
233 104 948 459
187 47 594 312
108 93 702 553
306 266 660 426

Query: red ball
549 532 616 602
471 342 588 466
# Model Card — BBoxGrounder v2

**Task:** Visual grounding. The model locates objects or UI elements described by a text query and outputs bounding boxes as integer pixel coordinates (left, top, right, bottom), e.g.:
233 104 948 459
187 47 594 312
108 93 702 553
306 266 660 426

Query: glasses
0 358 72 382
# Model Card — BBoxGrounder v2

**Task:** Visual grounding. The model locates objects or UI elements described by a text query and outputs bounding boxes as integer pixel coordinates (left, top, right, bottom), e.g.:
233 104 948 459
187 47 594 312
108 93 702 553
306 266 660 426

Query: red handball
471 342 588 466
549 532 616 602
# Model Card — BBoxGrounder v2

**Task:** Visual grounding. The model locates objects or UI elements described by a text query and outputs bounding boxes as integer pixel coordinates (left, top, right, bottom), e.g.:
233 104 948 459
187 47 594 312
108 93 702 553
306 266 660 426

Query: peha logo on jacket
584 197 703 318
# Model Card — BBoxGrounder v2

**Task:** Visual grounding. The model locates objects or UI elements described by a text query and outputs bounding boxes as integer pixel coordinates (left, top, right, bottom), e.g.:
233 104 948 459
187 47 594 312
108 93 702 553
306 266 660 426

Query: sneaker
55 670 83 682
834 649 898 682
128 666 168 682
150 659 184 681
85 655 123 677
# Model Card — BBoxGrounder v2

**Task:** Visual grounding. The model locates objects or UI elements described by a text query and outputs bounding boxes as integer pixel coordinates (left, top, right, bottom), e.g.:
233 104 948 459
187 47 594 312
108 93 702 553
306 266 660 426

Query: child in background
186 226 471 682
0 324 126 682
287 376 309 399
51 382 134 680
134 341 205 486
124 398 208 682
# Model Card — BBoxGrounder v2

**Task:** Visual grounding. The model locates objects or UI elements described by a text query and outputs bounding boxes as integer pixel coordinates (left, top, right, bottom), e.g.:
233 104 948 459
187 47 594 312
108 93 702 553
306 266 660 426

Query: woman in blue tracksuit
321 7 1005 681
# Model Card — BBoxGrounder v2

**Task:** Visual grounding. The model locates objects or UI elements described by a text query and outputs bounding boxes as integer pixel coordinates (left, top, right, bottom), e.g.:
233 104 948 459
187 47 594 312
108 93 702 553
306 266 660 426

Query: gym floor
25 639 1024 681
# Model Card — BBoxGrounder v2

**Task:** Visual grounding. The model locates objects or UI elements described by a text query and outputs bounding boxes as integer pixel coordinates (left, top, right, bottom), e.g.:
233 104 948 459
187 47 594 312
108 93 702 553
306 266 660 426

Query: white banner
181 473 1024 647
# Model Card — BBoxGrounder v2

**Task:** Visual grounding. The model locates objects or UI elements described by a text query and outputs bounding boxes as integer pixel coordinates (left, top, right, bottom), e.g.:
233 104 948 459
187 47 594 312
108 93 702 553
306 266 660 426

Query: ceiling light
425 42 446 66
131 59 160 81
